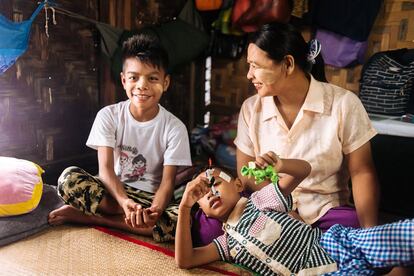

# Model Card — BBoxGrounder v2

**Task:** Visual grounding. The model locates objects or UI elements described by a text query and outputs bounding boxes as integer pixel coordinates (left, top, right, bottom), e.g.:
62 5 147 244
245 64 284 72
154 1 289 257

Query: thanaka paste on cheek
255 68 278 85
153 83 164 93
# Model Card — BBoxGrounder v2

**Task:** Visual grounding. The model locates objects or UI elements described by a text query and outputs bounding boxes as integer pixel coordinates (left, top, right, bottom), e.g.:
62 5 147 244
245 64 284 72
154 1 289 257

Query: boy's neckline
128 101 161 125
224 197 248 228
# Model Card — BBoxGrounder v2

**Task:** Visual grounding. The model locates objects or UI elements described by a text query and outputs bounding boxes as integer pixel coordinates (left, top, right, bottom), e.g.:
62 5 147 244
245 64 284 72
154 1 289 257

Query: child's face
197 169 243 221
120 57 170 114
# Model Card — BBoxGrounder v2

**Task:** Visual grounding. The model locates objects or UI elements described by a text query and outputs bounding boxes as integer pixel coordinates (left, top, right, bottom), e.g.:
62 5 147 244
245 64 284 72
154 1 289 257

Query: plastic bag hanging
0 1 46 74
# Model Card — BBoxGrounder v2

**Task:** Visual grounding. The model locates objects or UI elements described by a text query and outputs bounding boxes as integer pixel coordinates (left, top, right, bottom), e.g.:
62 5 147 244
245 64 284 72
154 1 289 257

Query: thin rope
44 5 57 38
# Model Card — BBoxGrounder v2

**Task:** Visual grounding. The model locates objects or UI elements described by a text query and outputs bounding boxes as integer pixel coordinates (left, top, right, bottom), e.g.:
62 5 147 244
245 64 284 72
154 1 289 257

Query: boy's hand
255 151 283 172
142 206 161 228
121 198 140 223
180 174 210 209
122 199 160 228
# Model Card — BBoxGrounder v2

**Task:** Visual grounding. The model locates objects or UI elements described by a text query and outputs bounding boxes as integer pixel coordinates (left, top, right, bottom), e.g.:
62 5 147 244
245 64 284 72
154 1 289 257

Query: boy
48 34 192 242
175 151 414 275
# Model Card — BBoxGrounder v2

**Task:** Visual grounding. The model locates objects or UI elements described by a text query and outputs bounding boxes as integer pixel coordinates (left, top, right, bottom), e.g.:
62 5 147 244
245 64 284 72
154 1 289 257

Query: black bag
207 6 248 59
359 48 414 116
208 30 247 59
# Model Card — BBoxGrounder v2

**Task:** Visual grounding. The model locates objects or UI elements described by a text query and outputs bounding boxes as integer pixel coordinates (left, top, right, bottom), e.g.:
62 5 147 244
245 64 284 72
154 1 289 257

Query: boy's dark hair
121 33 169 72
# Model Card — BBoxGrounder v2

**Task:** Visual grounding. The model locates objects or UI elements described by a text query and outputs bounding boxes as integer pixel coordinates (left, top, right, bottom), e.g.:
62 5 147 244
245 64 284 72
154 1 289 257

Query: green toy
240 162 279 184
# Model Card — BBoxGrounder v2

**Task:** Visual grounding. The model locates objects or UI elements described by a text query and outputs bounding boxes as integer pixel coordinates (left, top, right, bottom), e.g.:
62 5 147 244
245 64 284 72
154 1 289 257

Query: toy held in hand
240 162 279 184
206 168 220 197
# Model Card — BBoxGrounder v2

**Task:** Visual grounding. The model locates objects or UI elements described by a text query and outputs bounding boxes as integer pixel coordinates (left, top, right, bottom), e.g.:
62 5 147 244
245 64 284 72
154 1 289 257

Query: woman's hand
180 174 210 209
255 151 283 172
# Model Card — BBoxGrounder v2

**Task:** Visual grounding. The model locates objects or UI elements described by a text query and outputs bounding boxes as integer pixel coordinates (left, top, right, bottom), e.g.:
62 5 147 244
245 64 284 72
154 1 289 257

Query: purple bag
316 28 367 68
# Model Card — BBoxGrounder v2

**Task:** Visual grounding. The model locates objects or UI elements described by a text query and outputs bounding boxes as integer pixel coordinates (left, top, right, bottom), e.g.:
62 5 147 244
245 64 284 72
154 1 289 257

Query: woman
234 22 379 231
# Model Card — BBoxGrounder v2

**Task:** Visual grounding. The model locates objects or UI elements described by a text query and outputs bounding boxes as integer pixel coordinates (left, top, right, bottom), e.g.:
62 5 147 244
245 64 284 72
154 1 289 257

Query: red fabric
232 0 292 32
94 226 239 275
195 0 223 11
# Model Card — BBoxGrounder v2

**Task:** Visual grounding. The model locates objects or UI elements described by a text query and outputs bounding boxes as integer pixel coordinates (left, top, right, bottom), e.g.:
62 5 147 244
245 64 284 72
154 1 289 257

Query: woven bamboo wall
99 0 203 129
209 0 414 116
0 0 100 183
210 56 254 116
325 0 414 93
0 0 204 183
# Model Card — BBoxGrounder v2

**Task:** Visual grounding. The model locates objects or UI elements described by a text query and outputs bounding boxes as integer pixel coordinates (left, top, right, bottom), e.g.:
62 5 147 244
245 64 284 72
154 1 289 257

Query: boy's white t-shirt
86 100 192 193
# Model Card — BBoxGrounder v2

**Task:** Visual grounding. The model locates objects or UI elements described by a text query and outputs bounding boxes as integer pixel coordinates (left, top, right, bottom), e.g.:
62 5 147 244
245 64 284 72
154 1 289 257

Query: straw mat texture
0 225 250 275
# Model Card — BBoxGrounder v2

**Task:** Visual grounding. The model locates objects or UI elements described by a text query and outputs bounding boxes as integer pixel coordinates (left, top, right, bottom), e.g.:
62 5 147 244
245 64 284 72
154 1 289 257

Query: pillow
0 157 44 217
0 184 64 246
191 208 224 247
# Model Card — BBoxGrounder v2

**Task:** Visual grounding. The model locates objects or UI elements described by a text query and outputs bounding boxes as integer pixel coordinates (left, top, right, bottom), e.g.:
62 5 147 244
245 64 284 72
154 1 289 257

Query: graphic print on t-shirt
119 145 147 183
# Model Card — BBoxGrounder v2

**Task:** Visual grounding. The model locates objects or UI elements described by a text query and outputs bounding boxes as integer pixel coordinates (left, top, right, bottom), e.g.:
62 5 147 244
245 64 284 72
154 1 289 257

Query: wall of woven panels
0 0 100 184
209 0 414 117
0 0 203 184
325 0 414 93
99 0 204 129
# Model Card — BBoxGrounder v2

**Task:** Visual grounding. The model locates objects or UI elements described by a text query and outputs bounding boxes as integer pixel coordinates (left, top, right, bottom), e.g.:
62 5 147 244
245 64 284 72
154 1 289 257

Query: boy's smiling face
197 169 244 221
121 57 170 120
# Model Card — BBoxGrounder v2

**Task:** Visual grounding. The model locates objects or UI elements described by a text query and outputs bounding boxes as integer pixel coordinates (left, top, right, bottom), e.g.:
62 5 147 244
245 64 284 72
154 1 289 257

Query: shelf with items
369 113 414 138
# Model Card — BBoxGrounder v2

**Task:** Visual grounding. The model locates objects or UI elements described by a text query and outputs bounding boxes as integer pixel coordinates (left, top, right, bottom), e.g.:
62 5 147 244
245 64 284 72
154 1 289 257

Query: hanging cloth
50 6 124 60
0 2 46 74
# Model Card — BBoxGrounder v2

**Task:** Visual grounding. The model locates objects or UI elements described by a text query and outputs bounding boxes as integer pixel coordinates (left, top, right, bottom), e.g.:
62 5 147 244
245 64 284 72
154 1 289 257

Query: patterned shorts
57 166 179 243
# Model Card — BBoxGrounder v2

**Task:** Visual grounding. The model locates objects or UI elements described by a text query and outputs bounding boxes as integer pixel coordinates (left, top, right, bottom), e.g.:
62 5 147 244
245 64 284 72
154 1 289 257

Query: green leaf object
240 164 279 184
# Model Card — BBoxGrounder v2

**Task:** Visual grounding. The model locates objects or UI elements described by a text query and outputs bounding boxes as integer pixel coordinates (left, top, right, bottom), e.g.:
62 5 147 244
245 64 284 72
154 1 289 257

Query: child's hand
124 203 160 228
141 206 161 227
121 198 142 227
180 174 210 209
255 151 283 172
121 199 159 228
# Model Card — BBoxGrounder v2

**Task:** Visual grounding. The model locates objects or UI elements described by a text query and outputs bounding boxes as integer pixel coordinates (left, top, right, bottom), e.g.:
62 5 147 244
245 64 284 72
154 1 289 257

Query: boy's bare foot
48 204 153 236
48 205 85 225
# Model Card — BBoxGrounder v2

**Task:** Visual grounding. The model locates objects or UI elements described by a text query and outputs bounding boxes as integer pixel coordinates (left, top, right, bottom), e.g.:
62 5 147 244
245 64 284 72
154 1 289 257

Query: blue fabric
0 2 45 74
320 219 414 275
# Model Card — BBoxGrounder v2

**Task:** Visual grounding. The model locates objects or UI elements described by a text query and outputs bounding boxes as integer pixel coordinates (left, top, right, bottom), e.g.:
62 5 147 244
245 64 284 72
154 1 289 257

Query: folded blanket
0 184 63 246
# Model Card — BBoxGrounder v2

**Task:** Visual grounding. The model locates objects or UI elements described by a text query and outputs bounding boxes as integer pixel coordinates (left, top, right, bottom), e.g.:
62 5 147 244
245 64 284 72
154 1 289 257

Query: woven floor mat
0 225 250 275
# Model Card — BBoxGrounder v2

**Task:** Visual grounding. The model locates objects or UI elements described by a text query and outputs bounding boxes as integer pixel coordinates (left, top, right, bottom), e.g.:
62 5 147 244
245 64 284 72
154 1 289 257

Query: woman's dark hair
249 22 327 82
121 33 169 72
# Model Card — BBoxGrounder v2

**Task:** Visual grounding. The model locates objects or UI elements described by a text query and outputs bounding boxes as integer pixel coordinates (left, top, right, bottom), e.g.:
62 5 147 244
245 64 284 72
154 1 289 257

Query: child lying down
175 152 414 275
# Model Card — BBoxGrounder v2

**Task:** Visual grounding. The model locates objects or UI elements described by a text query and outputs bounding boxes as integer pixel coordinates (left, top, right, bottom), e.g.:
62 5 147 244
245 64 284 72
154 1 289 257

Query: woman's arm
346 142 379 228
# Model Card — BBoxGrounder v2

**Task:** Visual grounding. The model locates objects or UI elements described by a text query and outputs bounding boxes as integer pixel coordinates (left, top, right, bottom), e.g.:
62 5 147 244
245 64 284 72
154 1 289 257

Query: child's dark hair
121 33 169 72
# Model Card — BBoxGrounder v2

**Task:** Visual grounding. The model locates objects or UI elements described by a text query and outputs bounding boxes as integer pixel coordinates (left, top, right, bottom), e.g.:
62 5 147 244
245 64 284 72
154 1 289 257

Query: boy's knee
58 166 82 182
57 166 85 197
